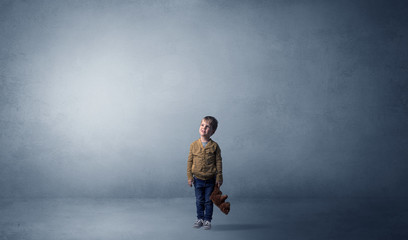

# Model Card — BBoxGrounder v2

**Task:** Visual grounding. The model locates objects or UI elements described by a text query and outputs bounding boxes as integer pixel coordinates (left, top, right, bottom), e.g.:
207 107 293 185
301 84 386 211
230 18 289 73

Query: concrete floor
0 197 407 240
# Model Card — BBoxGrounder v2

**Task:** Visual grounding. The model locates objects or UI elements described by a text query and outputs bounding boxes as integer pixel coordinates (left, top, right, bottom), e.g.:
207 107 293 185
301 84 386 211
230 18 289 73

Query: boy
187 116 223 230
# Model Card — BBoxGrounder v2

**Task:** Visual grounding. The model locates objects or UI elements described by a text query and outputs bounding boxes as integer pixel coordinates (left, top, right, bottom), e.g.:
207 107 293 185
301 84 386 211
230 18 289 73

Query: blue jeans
194 177 215 222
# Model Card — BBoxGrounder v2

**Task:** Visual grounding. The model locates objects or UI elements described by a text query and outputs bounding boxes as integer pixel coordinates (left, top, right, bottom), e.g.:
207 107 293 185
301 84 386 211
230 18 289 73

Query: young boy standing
187 116 223 230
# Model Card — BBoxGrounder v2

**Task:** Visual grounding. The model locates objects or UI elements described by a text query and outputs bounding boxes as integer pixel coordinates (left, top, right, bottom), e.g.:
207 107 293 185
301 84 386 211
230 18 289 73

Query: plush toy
210 185 230 215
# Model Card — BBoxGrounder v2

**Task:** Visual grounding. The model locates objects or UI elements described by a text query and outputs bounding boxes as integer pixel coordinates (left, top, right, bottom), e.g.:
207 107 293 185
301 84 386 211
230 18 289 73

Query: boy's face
199 120 213 139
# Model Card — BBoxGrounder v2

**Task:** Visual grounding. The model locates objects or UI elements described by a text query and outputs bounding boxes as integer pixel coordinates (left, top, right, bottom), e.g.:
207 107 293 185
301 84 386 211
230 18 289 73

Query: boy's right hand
188 179 193 187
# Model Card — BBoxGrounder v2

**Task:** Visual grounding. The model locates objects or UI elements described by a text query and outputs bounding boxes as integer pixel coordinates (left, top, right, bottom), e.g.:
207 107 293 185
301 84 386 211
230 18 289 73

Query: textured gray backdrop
0 0 407 198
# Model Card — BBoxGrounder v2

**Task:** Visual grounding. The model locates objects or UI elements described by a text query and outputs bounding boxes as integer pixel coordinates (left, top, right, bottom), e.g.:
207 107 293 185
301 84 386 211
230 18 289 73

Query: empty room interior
0 0 407 239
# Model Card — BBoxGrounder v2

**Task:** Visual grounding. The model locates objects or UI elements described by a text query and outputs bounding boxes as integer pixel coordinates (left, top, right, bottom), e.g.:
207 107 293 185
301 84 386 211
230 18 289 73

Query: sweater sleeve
187 143 194 181
215 144 223 183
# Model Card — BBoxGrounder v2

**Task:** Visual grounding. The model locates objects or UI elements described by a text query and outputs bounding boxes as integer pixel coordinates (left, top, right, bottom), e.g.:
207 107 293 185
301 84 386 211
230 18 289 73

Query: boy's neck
200 136 210 143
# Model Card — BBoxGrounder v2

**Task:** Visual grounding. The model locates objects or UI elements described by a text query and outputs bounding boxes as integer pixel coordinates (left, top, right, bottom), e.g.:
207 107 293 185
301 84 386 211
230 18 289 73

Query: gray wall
1 0 407 198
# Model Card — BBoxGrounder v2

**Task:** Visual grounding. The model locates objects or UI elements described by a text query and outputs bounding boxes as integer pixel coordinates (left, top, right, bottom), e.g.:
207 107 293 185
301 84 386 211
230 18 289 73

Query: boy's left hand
216 182 223 188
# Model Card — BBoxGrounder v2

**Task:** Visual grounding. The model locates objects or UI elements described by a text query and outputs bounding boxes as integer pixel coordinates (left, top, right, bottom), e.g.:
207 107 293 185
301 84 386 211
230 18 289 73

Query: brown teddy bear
210 185 230 215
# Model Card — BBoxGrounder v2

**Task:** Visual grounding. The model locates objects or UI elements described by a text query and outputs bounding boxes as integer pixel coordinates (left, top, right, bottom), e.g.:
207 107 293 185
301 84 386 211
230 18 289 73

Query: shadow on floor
212 223 271 231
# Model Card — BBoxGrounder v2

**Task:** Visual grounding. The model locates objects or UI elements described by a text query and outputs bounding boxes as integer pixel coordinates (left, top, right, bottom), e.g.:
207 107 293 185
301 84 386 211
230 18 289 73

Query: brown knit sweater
187 138 223 182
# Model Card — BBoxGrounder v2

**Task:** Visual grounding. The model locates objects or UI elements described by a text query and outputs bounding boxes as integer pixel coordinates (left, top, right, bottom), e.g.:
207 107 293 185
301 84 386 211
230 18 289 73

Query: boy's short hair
203 116 218 133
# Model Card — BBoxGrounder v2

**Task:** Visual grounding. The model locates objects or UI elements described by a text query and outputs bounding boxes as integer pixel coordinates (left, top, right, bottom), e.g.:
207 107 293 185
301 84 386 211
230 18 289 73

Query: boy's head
200 116 218 138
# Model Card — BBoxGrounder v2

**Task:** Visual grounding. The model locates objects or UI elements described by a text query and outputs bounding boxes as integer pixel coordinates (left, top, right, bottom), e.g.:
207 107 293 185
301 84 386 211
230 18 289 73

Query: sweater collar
199 138 212 148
